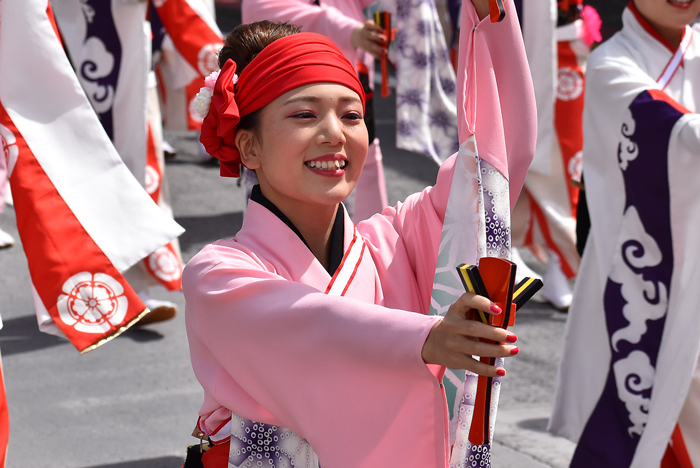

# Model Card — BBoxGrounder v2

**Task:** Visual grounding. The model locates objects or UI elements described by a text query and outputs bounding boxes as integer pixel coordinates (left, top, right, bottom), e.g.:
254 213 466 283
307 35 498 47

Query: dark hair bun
218 21 302 72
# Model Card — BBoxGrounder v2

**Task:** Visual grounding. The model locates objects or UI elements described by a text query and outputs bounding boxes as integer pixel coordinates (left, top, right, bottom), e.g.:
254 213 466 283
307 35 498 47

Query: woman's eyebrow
338 96 363 105
284 96 321 105
284 95 362 105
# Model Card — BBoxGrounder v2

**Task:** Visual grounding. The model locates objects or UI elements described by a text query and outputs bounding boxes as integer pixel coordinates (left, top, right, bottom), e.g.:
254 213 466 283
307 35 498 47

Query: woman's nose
316 113 346 146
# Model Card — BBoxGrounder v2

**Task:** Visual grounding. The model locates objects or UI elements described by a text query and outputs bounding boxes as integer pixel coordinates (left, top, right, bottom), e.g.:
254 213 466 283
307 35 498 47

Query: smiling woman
633 0 700 48
184 13 527 468
235 83 367 265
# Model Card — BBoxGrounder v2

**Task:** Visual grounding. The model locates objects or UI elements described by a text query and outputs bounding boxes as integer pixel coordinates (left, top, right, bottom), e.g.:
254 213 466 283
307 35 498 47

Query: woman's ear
236 129 261 170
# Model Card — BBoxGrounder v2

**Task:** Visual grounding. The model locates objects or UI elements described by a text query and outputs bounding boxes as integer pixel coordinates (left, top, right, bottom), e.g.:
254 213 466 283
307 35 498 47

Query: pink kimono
185 158 455 466
185 2 533 466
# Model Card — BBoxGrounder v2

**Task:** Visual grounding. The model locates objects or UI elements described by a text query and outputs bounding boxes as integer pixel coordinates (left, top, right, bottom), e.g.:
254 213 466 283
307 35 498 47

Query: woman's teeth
305 160 347 170
669 0 692 4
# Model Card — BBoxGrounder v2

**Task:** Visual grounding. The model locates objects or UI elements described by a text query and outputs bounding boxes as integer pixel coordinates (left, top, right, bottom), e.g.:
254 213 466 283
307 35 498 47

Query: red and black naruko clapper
456 258 543 445
374 11 393 98
489 0 506 22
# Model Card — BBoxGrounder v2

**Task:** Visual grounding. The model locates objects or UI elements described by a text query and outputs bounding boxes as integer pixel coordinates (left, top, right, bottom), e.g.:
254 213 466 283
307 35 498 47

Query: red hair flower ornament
197 61 243 178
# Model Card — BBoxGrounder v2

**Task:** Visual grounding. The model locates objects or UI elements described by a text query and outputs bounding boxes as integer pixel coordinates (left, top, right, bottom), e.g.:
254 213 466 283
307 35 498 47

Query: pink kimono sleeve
359 0 536 307
184 244 447 467
358 155 457 314
458 0 537 208
241 0 361 55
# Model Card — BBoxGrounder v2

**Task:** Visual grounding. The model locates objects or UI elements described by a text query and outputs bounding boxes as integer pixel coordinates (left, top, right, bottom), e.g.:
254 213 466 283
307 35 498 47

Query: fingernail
510 346 519 356
506 333 518 343
490 304 502 314
496 368 506 377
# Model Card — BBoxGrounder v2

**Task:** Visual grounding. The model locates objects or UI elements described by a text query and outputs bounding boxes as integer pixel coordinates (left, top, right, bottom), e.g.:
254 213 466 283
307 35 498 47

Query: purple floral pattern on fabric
395 0 459 164
447 160 510 468
427 136 511 467
228 413 319 468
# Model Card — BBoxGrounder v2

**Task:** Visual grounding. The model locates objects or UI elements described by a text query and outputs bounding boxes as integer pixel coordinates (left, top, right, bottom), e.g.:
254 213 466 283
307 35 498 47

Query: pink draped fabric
457 0 537 208
353 138 388 223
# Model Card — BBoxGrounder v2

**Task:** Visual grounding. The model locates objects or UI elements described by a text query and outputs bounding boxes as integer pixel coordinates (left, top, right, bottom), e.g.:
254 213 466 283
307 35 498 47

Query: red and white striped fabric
324 228 366 297
155 0 223 132
657 29 693 91
0 0 183 352
52 0 187 292
197 417 232 446
143 114 182 292
512 14 587 279
154 0 222 78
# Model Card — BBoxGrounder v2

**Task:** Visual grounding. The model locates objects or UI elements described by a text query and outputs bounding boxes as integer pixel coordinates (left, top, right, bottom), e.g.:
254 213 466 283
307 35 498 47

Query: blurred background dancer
51 0 222 323
511 0 601 311
0 155 12 249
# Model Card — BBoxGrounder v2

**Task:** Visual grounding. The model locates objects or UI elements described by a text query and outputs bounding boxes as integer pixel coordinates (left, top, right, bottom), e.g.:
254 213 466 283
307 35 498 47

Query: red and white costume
0 0 185 459
51 0 222 294
512 0 599 290
155 0 223 133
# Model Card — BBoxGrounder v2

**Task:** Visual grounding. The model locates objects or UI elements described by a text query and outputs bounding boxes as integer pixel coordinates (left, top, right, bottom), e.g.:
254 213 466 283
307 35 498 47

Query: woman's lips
668 0 693 9
305 159 347 171
304 158 347 177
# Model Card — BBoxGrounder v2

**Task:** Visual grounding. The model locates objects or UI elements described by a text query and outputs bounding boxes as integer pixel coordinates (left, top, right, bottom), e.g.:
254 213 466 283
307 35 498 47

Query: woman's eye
344 112 363 121
292 112 315 119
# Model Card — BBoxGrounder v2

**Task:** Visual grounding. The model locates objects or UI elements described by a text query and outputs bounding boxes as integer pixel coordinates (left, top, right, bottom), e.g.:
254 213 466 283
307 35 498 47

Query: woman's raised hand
351 20 388 59
421 293 518 377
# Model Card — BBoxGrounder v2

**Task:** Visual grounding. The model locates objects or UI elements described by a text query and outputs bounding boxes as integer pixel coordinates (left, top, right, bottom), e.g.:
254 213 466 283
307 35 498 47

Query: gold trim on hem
79 308 151 355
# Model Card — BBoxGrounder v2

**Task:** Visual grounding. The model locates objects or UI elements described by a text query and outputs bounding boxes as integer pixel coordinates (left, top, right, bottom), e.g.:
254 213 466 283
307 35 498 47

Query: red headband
199 32 365 178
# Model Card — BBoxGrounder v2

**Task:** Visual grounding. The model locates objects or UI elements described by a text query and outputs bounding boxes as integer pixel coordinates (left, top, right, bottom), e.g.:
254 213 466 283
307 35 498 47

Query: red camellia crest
148 246 182 282
57 272 129 334
557 67 583 101
0 123 18 177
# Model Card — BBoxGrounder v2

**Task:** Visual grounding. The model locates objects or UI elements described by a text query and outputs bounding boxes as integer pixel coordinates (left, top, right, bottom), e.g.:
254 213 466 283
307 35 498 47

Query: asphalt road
0 7 576 467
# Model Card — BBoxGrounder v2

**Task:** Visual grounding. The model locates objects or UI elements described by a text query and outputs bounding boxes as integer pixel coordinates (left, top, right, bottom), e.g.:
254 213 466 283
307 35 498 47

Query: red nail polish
496 368 506 377
490 304 502 314
510 346 519 356
506 333 518 343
